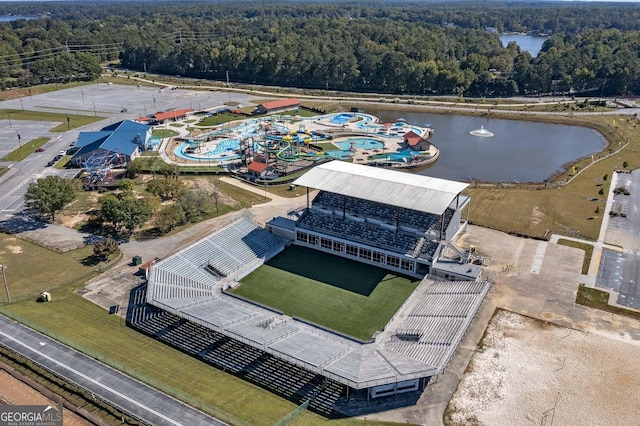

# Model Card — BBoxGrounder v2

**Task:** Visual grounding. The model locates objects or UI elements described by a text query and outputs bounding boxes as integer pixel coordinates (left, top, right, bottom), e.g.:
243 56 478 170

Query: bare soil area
0 369 91 426
447 309 640 426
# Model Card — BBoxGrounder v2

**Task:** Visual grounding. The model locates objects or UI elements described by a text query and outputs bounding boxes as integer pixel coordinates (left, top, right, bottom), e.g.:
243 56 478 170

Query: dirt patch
56 213 89 228
531 206 545 226
184 177 241 208
5 245 23 254
446 310 640 426
0 369 90 426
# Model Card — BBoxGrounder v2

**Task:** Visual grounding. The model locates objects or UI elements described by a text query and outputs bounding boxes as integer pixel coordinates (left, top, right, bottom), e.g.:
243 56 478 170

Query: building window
401 259 414 271
346 244 358 257
359 248 372 260
373 252 385 264
309 235 318 245
296 231 308 243
387 255 400 268
321 237 332 249
333 241 345 253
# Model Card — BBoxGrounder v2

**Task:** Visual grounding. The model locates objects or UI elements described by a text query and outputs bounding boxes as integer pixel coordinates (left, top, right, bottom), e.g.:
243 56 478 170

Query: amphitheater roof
293 161 468 216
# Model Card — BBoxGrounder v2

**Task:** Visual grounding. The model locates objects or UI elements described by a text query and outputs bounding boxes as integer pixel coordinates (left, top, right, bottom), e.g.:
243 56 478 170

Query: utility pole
1 265 10 304
226 70 231 104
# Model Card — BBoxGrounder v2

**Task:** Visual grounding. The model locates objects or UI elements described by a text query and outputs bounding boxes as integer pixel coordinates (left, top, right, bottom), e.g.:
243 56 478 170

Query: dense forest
2 1 640 96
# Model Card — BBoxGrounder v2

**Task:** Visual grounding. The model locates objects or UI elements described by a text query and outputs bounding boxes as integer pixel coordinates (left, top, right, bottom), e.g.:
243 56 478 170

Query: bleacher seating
151 217 284 287
129 295 344 417
297 210 418 254
312 191 454 235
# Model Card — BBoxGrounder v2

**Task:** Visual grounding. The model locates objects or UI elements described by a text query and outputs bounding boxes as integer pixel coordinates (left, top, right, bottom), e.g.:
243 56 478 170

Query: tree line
2 1 640 95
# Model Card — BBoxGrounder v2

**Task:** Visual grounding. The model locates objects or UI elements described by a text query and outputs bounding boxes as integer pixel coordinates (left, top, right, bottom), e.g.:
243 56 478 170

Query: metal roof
293 161 468 216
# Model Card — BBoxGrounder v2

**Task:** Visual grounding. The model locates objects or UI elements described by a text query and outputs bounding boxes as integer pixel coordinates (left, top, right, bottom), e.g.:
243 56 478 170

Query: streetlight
19 98 24 110
0 264 10 303
6 112 11 128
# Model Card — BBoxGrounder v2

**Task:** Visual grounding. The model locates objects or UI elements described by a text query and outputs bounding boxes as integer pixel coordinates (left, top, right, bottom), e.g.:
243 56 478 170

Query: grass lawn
575 284 640 321
1 109 104 132
2 137 49 161
313 142 338 151
152 129 179 138
557 239 593 274
0 236 105 303
53 154 72 169
197 113 247 127
233 246 419 340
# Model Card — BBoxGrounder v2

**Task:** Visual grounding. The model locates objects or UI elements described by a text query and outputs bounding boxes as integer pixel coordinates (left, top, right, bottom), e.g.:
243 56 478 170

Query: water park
168 112 438 180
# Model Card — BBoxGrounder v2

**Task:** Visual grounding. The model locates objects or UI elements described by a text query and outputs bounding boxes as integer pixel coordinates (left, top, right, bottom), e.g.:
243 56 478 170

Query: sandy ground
0 369 92 426
447 310 640 426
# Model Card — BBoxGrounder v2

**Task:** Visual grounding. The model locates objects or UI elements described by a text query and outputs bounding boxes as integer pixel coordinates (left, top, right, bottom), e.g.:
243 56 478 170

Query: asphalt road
0 314 225 426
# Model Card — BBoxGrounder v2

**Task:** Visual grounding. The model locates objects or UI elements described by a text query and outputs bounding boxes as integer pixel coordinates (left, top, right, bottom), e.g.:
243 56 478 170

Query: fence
274 398 311 426
0 308 250 426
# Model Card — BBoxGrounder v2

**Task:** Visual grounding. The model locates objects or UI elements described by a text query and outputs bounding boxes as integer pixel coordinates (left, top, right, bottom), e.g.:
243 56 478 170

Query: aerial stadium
133 160 492 416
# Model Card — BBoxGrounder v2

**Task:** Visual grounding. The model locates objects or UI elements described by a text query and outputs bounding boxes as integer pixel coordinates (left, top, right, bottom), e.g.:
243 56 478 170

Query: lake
0 16 38 22
499 34 549 58
371 110 606 183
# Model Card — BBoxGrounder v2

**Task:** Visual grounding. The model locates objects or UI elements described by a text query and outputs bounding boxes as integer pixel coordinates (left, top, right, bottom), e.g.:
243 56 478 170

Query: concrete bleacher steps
149 217 285 302
385 280 492 371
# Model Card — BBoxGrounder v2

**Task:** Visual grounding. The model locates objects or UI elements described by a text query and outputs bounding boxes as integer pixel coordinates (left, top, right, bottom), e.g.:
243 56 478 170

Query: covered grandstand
281 160 481 280
140 162 491 413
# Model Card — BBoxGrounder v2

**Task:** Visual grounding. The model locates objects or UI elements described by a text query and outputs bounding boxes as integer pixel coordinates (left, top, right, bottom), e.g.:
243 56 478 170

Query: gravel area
447 309 640 426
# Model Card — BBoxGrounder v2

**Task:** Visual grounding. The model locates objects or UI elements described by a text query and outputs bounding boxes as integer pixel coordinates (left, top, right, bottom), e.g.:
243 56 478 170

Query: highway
0 314 225 426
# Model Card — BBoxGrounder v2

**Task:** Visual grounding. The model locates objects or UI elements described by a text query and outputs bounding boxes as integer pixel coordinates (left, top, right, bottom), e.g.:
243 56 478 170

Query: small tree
623 161 629 168
99 193 151 234
125 158 143 179
147 178 185 201
179 189 213 222
24 175 75 221
117 178 136 192
93 237 119 261
155 204 186 233
603 173 608 181
599 188 604 195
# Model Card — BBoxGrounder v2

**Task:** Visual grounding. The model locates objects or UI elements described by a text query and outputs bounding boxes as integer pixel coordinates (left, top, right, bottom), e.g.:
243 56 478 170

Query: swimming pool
175 139 242 161
331 113 355 125
369 149 413 161
335 138 384 150
325 149 355 159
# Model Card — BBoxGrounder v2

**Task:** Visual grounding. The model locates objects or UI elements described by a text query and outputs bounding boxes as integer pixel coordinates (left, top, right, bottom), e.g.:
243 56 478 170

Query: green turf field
233 246 420 340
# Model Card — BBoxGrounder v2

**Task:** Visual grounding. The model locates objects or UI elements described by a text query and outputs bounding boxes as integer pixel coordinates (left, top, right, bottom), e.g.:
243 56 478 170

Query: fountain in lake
470 125 494 137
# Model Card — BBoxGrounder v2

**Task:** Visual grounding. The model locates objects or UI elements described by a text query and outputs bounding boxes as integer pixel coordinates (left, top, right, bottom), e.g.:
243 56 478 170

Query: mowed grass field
233 246 420 340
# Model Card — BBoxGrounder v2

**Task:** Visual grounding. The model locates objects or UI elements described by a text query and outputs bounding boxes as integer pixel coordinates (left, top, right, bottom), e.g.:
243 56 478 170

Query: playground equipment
83 150 124 188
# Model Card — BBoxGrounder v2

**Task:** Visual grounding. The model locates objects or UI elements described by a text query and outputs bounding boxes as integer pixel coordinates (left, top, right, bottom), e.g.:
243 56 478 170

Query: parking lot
596 169 640 309
0 82 259 120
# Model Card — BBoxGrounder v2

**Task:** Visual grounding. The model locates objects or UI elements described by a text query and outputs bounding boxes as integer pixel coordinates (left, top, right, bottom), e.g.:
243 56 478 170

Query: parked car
35 147 46 152
120 108 128 113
